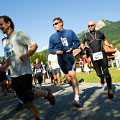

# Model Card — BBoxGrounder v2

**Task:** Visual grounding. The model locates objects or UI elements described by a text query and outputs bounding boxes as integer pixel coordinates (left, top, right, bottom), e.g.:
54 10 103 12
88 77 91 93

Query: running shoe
108 89 114 99
72 100 80 108
15 102 24 111
44 88 55 105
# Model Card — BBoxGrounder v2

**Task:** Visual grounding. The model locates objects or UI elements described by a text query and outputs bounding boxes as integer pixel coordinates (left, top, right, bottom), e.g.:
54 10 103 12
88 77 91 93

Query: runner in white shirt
48 54 61 89
0 15 55 120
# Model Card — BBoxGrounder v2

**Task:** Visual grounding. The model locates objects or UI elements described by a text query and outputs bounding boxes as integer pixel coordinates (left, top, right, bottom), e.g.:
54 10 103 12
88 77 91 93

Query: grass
61 67 120 83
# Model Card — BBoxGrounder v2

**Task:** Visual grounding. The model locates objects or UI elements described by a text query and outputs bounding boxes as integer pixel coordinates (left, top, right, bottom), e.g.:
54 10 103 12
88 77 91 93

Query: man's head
0 15 14 34
88 21 96 31
53 17 63 31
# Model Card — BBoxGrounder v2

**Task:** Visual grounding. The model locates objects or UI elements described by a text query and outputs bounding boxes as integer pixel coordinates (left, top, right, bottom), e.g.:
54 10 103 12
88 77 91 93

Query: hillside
100 21 120 50
40 49 49 58
78 20 120 50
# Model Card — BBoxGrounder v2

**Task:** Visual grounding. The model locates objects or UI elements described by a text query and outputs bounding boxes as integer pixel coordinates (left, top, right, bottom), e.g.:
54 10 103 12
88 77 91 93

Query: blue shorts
57 53 75 74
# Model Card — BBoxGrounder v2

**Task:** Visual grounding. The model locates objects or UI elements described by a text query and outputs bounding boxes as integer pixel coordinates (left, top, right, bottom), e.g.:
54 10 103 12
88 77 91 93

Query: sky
0 0 120 56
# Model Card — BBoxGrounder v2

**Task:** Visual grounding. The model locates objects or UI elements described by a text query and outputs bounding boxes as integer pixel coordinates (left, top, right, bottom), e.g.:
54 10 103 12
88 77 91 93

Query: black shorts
35 73 43 84
57 53 75 74
0 72 7 81
12 74 34 103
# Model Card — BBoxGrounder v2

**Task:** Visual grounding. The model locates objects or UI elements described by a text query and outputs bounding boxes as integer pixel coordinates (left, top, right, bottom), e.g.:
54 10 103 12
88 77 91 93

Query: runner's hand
109 44 113 49
66 48 73 53
20 54 29 62
56 50 63 54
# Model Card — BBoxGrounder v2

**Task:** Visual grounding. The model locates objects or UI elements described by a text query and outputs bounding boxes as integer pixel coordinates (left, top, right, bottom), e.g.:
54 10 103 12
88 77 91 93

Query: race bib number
60 37 68 46
93 52 103 61
4 44 15 59
35 68 41 74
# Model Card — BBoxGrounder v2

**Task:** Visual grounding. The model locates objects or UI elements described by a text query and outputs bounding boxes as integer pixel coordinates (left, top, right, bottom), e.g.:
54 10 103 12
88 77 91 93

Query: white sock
74 95 79 101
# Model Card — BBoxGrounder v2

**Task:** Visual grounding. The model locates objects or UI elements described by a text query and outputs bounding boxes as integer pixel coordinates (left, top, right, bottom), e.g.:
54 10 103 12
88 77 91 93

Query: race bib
35 68 41 74
4 44 15 59
93 52 103 61
51 59 57 64
60 37 68 46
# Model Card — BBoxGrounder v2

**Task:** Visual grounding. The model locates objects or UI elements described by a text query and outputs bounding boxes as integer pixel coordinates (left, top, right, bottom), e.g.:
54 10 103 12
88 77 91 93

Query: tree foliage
0 56 3 61
100 21 120 50
30 52 47 64
41 49 49 58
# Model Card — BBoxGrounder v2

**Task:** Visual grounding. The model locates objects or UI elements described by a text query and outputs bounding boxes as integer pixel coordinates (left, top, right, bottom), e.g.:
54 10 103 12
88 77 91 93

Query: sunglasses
88 24 94 27
53 22 60 26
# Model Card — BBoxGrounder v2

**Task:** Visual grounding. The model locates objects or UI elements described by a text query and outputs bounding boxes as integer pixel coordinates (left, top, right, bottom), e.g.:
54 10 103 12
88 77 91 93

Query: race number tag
60 37 68 46
35 68 41 74
93 52 103 61
4 44 15 59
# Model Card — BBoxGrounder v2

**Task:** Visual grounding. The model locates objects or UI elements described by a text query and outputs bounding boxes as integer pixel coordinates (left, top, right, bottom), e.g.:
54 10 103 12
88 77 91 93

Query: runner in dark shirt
80 21 114 99
34 58 43 87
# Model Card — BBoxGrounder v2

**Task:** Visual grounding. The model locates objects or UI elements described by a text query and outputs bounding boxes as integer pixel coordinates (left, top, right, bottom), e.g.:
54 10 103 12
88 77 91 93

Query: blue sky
0 0 120 56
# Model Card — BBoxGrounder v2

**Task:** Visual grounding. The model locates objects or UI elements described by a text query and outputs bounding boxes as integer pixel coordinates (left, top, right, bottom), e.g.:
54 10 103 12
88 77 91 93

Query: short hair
0 15 14 29
53 17 63 26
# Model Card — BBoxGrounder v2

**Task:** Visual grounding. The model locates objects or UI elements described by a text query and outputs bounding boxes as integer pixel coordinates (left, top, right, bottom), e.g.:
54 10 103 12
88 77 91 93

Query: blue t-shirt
49 29 80 54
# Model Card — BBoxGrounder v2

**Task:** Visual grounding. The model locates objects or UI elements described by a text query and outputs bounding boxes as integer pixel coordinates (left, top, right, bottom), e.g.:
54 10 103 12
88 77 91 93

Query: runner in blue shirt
49 17 80 107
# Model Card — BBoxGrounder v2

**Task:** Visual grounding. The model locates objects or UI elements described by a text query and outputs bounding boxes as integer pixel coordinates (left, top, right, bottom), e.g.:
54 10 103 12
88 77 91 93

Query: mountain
78 19 120 50
95 19 106 30
40 49 49 57
100 20 120 49
39 45 48 52
39 45 49 57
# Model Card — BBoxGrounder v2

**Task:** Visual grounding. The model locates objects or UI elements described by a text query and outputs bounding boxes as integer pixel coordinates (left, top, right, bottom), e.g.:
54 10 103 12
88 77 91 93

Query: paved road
0 80 120 120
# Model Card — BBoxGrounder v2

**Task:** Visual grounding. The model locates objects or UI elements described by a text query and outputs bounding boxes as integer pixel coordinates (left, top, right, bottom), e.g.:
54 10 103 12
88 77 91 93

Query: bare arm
104 39 113 48
20 43 38 62
56 50 63 54
0 59 9 72
66 47 73 53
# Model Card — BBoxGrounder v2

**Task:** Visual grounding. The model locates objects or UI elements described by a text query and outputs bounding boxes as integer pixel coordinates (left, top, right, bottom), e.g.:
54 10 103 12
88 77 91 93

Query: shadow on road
0 83 120 120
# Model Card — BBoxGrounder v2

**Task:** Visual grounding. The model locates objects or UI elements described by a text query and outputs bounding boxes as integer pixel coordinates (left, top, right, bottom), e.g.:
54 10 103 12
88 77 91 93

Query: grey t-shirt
3 31 35 77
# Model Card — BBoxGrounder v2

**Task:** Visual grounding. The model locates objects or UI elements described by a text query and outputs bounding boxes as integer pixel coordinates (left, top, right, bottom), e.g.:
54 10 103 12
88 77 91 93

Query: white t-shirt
2 31 35 77
48 54 60 70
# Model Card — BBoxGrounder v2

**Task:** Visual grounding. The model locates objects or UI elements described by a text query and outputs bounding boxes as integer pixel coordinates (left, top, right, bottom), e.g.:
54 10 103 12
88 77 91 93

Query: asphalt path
0 80 120 120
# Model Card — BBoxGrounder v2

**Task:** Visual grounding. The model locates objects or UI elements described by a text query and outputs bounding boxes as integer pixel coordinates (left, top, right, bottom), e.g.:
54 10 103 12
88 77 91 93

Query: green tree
30 52 47 64
0 56 4 61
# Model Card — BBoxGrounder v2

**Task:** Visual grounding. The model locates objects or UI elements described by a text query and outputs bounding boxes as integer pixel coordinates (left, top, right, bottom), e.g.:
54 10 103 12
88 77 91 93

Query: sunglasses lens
88 25 94 27
53 22 60 26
